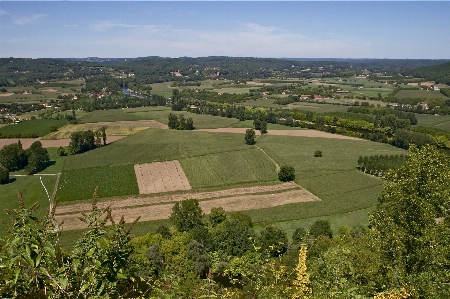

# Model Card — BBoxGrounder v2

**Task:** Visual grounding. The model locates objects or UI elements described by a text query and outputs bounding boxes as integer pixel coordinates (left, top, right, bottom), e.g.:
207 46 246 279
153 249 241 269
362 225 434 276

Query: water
121 88 148 98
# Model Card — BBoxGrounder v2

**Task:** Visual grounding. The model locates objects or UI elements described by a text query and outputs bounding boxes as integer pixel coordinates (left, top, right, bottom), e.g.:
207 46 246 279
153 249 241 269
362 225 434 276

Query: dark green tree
169 199 204 232
69 130 96 154
0 164 9 184
258 225 288 257
185 117 194 130
25 144 50 175
0 141 27 171
310 219 333 239
292 227 308 244
260 120 268 134
209 207 227 227
168 113 178 129
245 128 256 145
278 165 295 182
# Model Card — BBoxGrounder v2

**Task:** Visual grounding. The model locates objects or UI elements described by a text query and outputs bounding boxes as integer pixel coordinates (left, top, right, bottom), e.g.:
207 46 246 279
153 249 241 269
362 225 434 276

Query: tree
100 126 107 146
278 165 295 182
292 227 307 244
56 146 66 156
25 143 50 175
314 150 322 157
369 145 450 296
209 207 227 227
185 117 194 130
0 164 9 184
309 219 333 239
258 225 288 257
260 120 268 134
253 119 261 130
245 128 256 145
69 130 96 154
170 199 204 232
0 141 27 171
168 113 178 129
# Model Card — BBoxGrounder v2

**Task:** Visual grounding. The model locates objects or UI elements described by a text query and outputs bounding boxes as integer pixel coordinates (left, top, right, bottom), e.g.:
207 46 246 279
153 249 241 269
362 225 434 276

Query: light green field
414 114 450 132
0 119 68 137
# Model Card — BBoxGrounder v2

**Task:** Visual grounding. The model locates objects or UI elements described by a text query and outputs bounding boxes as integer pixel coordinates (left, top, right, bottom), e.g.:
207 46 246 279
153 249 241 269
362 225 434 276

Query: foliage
68 130 96 155
0 163 8 184
0 188 139 298
313 150 322 157
357 154 406 176
292 245 311 299
0 141 27 171
278 165 295 182
25 141 50 175
260 120 268 134
309 220 332 239
292 227 308 244
170 199 204 232
209 207 227 227
258 225 288 257
369 145 450 297
56 146 66 156
211 218 254 257
245 128 256 145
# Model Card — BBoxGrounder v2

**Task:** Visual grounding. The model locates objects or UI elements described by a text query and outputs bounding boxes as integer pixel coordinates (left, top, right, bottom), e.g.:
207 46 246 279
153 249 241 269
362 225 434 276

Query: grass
62 129 251 171
56 165 139 202
229 120 307 130
79 109 144 123
414 114 450 132
395 90 448 100
180 148 277 188
0 119 67 136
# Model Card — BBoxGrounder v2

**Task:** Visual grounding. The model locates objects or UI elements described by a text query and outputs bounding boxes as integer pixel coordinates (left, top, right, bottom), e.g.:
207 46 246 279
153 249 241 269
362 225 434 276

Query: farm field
0 118 67 136
395 89 448 100
414 114 450 131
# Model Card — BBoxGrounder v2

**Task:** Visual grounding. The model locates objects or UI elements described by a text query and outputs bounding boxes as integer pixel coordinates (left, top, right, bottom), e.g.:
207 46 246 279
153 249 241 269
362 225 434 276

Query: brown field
134 160 191 194
41 89 59 93
198 128 363 140
0 136 125 149
0 93 14 97
55 182 319 230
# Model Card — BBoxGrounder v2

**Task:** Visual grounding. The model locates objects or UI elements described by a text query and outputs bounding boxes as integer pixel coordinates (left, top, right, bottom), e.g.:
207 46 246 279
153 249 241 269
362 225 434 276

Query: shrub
209 207 227 227
57 146 66 156
170 199 204 232
245 128 256 145
258 225 288 257
278 165 295 182
292 227 308 244
0 164 9 184
310 219 333 239
314 150 323 157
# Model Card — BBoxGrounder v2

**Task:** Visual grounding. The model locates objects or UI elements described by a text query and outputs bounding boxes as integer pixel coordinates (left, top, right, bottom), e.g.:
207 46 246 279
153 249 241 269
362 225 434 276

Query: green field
395 89 448 100
0 119 68 136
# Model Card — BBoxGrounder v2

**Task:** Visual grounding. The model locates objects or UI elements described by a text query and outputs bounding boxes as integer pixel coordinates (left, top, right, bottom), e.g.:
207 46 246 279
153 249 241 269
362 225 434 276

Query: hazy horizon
1 1 449 60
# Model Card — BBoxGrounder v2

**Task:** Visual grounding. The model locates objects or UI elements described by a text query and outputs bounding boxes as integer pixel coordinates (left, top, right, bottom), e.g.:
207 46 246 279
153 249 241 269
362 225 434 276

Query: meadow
0 119 68 136
395 89 448 100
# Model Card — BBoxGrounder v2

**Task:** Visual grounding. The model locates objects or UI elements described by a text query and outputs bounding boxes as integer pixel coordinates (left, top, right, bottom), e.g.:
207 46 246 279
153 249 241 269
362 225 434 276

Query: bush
278 165 295 182
57 146 66 156
245 128 256 145
170 199 204 232
310 219 333 239
258 225 288 257
292 227 307 244
209 207 227 227
0 164 9 184
314 150 323 157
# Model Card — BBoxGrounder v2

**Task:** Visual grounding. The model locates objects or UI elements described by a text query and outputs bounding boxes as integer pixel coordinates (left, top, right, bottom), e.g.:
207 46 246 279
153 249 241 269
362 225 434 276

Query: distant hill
410 62 450 85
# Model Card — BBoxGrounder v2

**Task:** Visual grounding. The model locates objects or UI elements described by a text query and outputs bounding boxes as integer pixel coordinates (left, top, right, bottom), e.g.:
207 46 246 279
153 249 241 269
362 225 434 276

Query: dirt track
55 182 320 231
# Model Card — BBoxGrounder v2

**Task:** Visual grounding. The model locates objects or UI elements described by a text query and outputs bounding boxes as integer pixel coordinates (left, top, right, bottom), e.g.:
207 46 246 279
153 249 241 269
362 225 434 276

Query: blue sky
0 1 449 59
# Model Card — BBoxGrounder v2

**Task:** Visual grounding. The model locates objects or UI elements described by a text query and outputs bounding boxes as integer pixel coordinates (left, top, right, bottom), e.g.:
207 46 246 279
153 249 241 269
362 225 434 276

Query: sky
0 1 449 59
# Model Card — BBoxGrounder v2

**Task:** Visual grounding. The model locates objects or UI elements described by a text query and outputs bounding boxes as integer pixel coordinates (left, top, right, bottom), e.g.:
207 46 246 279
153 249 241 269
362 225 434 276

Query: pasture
0 119 67 136
395 89 448 100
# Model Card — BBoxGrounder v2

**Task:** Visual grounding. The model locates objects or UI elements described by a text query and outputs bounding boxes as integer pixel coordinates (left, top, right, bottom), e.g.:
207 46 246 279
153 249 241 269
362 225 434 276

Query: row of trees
68 128 106 155
357 154 407 176
168 113 194 130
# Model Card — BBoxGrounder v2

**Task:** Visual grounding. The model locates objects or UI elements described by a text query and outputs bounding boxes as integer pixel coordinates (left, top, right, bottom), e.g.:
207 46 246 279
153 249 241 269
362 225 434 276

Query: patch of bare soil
197 128 261 135
41 89 59 93
134 160 191 194
91 120 168 129
0 93 14 97
55 182 320 231
0 136 125 149
266 130 364 140
197 128 362 140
